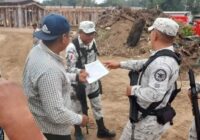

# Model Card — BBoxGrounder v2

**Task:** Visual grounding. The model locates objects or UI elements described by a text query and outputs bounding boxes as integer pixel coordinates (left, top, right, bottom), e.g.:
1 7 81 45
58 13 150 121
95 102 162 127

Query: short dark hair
42 35 62 46
156 30 175 43
42 32 68 46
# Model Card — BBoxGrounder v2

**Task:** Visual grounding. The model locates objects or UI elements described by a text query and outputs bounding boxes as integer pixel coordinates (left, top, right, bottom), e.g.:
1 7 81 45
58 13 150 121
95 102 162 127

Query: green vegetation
42 0 200 14
180 24 195 37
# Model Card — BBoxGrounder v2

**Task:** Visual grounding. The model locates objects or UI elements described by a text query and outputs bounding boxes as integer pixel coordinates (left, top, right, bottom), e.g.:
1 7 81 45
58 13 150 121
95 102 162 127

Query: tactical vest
72 38 102 98
129 49 182 124
72 38 99 69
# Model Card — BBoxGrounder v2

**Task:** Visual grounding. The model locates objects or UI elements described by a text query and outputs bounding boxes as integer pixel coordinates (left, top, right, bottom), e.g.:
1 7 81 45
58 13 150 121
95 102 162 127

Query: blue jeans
0 128 3 140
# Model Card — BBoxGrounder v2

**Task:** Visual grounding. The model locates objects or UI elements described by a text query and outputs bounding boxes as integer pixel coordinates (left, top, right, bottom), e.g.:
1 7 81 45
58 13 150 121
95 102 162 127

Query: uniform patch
68 53 75 61
154 69 167 82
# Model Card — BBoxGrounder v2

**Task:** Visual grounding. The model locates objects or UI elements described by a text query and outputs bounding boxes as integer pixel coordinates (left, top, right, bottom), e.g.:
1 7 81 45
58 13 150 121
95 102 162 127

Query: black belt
88 89 100 99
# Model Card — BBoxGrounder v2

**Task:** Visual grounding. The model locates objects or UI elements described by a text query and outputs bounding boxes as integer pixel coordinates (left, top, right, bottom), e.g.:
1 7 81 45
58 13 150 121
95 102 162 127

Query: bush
179 24 195 37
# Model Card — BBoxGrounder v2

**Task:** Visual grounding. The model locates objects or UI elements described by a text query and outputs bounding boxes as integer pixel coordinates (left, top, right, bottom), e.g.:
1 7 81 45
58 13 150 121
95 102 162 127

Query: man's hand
104 61 120 69
78 70 88 83
81 114 89 127
126 86 133 96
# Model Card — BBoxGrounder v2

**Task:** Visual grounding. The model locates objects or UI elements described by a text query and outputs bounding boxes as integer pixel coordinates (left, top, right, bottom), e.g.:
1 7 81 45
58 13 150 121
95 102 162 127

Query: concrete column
24 9 27 27
17 5 23 27
4 8 7 27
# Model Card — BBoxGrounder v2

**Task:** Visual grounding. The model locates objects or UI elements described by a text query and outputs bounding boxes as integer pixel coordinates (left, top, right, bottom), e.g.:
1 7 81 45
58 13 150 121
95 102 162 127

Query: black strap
72 38 99 69
88 89 100 99
137 49 182 117
72 38 85 69
139 49 181 84
168 82 181 104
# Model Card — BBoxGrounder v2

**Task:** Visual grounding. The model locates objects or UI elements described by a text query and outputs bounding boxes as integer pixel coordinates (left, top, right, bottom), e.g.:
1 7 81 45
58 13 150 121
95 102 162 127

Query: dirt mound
96 7 200 69
96 7 163 58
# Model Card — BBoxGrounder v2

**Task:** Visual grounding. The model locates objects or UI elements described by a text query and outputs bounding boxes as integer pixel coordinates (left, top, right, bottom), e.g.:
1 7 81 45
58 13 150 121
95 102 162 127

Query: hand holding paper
85 60 109 84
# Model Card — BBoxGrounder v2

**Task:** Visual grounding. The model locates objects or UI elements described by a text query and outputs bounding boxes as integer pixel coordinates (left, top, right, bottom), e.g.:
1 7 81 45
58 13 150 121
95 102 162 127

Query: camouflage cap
79 21 96 34
148 17 179 37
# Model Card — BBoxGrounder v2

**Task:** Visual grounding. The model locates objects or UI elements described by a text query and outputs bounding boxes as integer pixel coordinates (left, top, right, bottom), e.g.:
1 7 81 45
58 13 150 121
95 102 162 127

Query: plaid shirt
0 128 3 140
23 43 82 135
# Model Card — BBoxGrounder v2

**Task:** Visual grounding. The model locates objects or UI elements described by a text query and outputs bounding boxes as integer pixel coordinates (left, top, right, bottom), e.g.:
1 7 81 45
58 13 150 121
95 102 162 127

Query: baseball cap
79 21 96 34
148 17 179 36
34 13 70 40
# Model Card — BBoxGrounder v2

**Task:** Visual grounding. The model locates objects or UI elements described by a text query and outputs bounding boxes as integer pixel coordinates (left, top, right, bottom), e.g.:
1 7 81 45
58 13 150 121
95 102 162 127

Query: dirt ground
0 28 199 140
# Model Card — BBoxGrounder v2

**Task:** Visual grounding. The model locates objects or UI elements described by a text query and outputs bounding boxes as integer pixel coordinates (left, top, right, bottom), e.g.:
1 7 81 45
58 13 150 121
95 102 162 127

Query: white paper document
85 60 109 84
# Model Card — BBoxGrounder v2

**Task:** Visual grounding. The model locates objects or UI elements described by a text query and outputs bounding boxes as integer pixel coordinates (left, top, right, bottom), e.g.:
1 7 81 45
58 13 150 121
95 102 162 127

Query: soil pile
96 7 200 68
96 7 163 57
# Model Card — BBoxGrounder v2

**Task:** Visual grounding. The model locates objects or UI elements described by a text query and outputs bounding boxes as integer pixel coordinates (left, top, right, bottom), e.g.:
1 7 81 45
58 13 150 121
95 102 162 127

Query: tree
67 0 76 7
102 0 126 7
43 0 96 7
185 0 200 14
159 0 184 11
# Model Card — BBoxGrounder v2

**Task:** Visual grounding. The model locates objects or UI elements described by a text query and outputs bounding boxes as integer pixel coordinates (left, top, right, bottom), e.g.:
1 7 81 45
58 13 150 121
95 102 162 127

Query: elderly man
23 14 89 140
66 21 116 140
105 17 181 140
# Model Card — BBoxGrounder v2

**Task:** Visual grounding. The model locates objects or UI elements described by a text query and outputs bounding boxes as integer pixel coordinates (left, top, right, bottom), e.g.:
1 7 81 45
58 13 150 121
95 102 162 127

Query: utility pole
59 0 62 7
185 0 188 10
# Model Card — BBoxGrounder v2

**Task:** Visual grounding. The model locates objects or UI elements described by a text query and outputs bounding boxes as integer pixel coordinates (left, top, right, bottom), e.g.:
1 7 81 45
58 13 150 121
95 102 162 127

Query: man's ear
62 33 68 42
63 33 70 45
154 30 159 41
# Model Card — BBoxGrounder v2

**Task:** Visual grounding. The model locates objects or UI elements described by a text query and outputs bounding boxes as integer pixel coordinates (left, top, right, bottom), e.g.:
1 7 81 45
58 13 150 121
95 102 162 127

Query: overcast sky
37 0 105 4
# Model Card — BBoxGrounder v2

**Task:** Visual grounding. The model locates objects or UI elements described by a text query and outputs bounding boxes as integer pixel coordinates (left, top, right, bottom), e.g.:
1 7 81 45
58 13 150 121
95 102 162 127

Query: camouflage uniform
67 20 114 139
120 46 180 140
66 38 102 120
189 120 197 140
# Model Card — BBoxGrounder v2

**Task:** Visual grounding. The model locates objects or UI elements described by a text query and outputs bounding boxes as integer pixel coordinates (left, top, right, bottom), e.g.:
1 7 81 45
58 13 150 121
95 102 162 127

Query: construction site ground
1 26 200 140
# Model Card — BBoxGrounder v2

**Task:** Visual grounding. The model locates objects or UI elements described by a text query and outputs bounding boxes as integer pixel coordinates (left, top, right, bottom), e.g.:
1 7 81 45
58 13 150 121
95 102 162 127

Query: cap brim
82 28 96 34
34 31 59 41
148 26 154 32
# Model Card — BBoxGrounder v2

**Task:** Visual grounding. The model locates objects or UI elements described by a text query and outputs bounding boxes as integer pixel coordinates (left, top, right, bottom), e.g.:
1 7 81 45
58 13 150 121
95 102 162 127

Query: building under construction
0 0 45 27
0 0 105 28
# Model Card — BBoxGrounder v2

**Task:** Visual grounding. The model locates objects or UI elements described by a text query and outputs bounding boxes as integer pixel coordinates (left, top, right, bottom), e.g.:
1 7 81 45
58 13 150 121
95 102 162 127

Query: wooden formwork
0 0 45 27
0 1 105 28
45 6 105 26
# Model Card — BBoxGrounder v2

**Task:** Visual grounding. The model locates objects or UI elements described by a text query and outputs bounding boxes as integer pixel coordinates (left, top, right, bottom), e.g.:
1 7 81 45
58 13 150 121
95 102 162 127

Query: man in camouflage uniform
105 18 180 140
65 21 116 140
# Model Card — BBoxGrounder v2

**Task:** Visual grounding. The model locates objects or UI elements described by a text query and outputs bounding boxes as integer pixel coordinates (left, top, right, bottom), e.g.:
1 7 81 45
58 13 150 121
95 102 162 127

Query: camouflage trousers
188 119 197 140
71 91 103 120
120 116 170 140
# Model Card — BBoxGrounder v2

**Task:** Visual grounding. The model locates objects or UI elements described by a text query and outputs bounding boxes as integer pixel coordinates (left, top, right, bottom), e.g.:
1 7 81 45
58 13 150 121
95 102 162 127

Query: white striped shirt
23 42 82 135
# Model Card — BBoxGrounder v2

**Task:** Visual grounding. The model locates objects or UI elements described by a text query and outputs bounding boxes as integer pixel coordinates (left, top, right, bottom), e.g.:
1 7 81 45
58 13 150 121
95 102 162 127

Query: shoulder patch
154 69 167 82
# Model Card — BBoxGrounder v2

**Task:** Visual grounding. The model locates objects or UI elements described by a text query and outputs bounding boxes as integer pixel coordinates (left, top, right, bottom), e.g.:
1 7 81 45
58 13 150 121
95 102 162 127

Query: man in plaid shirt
23 14 89 140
